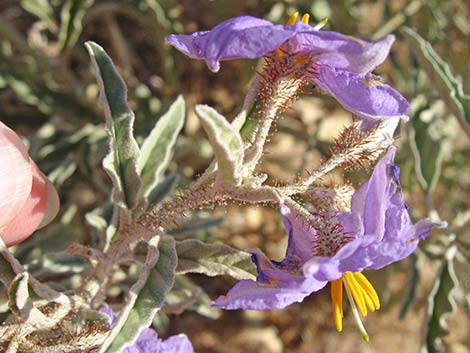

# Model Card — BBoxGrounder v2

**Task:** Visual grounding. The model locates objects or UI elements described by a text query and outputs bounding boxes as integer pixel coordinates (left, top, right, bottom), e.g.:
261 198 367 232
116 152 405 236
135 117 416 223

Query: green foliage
86 41 142 210
403 27 470 136
408 97 455 193
59 0 96 52
176 239 257 280
138 95 185 199
165 275 220 319
99 236 177 353
423 255 459 353
0 255 16 287
146 174 178 208
20 0 57 32
195 105 245 187
7 272 53 326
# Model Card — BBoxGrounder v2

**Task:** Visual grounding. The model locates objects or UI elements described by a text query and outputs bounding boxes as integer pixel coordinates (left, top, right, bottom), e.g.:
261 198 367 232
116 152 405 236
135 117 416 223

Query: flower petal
214 249 327 310
334 217 433 274
0 122 32 233
37 163 60 229
213 276 326 310
279 204 316 263
166 16 299 72
313 67 410 119
1 161 51 245
160 335 195 353
125 329 161 353
98 308 195 353
294 31 395 73
350 147 397 240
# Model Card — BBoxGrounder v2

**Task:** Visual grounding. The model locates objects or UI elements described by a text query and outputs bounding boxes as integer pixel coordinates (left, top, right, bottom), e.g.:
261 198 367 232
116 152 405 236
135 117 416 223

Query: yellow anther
301 13 310 24
295 54 310 65
330 279 343 332
343 272 367 317
285 11 299 26
330 272 379 340
354 272 380 310
361 287 376 313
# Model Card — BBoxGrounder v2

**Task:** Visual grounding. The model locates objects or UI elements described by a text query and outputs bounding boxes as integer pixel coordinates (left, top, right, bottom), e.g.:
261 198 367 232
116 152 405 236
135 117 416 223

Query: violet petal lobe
165 16 299 72
294 31 395 74
313 67 411 119
123 329 161 353
214 249 327 310
350 146 397 241
279 204 317 264
160 335 195 353
97 307 194 353
128 329 194 353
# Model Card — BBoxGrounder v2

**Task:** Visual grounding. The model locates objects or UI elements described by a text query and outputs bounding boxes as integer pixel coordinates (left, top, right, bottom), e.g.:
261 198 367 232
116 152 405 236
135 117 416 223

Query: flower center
310 213 354 257
277 12 310 57
330 272 380 341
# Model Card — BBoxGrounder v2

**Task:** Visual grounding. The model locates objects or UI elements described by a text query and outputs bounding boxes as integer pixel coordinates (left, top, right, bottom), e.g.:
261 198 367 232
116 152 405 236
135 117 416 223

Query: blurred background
0 0 468 352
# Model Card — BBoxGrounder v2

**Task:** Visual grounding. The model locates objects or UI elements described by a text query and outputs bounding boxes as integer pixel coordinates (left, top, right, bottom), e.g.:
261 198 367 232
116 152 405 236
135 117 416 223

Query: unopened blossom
98 307 195 353
166 13 410 120
0 121 59 246
214 146 435 339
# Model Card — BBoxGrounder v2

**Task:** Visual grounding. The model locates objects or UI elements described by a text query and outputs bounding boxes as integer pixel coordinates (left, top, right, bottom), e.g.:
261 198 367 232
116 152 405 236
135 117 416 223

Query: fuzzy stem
243 110 277 171
80 181 223 302
279 118 398 196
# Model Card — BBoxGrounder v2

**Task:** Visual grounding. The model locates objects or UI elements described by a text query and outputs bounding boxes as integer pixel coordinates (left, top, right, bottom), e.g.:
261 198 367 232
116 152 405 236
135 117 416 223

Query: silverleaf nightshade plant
165 12 439 341
0 10 444 352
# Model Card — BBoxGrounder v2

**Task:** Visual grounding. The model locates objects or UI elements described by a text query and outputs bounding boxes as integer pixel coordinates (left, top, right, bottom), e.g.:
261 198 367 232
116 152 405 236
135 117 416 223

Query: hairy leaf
1 238 67 304
100 236 176 353
453 248 470 309
403 27 470 137
142 0 171 29
195 105 244 187
20 0 57 31
408 98 454 193
399 254 421 319
176 239 257 280
0 256 16 288
59 0 95 52
138 95 185 198
165 275 220 319
8 273 54 327
171 216 223 236
86 41 142 210
146 173 178 208
424 254 459 353
0 238 23 288
25 252 88 279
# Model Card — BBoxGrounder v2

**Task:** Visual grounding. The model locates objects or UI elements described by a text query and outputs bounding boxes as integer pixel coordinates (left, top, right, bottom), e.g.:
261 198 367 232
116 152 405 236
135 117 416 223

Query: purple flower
214 146 435 337
97 307 194 353
166 13 410 120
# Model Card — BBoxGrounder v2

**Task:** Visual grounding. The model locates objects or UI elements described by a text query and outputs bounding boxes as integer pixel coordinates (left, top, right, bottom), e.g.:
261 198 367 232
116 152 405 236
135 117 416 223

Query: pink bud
0 121 60 246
